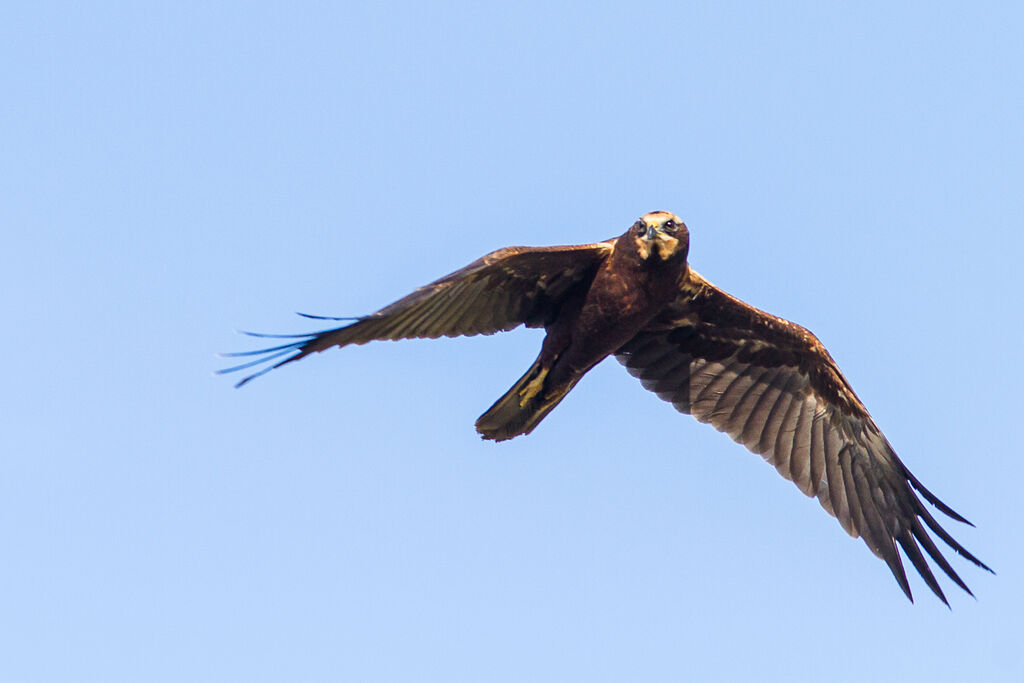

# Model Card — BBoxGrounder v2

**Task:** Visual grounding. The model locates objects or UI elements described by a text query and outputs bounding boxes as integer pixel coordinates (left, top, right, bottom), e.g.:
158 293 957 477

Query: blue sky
3 2 1022 681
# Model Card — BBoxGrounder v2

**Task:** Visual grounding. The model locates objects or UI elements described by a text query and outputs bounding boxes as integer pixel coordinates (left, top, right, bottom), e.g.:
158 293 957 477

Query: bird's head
629 211 689 262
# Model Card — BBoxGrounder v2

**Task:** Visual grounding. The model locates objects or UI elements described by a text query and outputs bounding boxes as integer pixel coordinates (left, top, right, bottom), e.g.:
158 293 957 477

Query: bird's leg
518 365 551 406
516 320 574 408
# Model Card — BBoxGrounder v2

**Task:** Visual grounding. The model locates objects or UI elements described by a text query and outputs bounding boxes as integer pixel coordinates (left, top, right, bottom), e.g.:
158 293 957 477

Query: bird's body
478 211 690 440
220 210 990 604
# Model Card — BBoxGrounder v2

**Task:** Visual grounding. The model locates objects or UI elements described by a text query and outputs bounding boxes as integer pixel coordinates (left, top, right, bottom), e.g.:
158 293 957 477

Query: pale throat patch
634 233 680 260
654 233 680 259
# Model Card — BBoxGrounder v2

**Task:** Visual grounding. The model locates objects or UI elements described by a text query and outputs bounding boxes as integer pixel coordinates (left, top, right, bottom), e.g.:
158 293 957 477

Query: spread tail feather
475 355 579 441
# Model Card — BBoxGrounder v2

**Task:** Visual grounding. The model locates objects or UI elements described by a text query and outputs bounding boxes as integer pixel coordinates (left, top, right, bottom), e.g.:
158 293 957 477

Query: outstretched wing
219 241 615 386
615 269 991 604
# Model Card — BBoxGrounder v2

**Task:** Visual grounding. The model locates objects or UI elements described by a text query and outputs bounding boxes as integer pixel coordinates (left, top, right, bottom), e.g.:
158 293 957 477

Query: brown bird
220 210 990 604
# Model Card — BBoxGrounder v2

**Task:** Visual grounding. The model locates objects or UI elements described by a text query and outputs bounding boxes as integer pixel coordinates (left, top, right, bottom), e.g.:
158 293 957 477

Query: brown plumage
220 210 990 604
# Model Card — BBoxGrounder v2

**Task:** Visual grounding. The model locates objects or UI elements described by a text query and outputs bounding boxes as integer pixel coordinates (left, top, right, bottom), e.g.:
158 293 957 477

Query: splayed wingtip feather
296 311 363 321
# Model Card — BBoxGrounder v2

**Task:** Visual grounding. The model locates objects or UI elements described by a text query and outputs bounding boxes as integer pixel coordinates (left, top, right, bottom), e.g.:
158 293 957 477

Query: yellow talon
518 368 548 407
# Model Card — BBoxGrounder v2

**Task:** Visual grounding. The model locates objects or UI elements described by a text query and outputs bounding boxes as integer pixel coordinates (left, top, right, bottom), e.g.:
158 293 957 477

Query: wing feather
616 268 990 602
219 241 614 385
725 366 776 439
770 383 803 476
698 359 748 417
751 374 796 454
897 529 946 605
694 358 744 413
826 423 857 537
788 397 815 496
810 413 834 516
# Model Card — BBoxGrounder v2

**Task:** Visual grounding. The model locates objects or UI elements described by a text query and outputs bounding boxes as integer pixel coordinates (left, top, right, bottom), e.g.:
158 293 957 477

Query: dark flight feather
614 268 992 603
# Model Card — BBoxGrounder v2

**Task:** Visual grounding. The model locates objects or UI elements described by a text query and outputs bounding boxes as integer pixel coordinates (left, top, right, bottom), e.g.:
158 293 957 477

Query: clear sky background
2 2 1022 681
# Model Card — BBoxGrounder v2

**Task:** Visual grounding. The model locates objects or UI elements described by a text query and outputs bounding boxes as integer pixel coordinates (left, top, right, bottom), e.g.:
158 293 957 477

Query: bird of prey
220 210 990 604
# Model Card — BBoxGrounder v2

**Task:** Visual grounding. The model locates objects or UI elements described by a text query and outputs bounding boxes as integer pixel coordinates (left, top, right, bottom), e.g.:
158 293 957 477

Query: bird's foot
518 367 548 407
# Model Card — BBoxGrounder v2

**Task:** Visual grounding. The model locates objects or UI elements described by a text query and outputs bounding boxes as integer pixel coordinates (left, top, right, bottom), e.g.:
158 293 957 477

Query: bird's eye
635 222 646 234
664 220 676 231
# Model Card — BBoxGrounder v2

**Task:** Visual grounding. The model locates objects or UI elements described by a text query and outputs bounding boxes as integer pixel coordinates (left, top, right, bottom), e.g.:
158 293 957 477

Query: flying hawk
220 211 990 604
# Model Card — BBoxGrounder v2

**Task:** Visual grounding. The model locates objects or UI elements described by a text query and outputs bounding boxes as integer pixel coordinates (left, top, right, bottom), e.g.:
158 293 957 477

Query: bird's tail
475 354 580 442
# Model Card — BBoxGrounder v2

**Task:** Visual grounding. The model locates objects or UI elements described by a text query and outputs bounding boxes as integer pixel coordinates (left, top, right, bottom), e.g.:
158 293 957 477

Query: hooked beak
644 225 657 240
